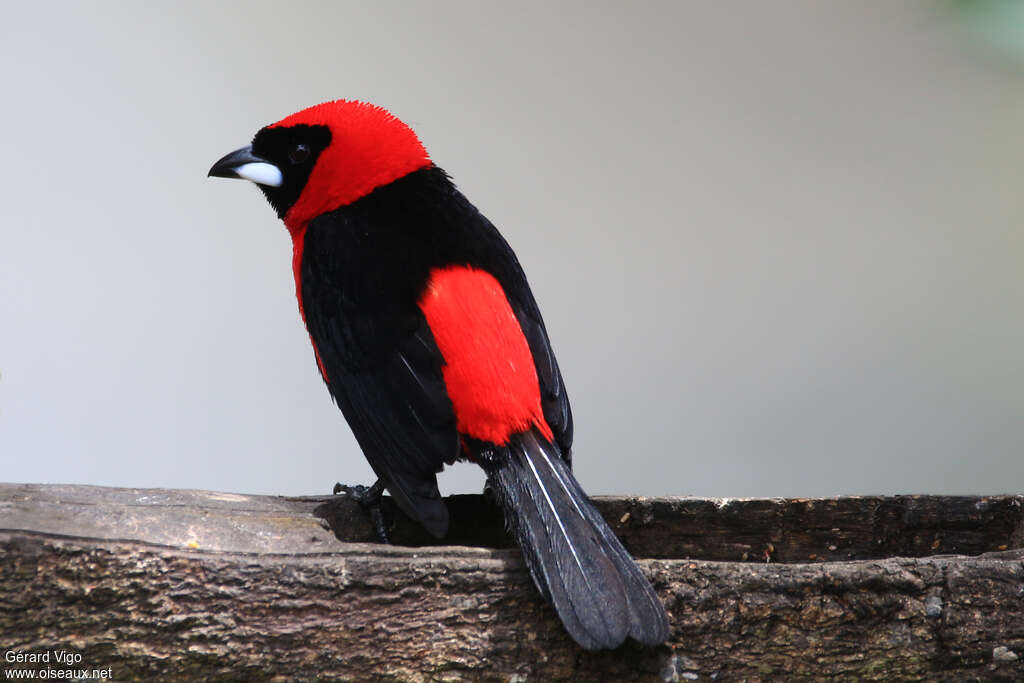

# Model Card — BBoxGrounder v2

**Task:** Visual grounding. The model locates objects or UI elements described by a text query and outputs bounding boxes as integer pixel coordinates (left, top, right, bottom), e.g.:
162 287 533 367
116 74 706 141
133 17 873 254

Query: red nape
275 100 432 234
419 266 553 446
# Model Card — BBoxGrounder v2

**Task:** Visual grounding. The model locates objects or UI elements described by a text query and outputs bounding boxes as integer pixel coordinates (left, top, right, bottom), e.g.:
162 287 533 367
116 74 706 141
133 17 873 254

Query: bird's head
209 100 431 232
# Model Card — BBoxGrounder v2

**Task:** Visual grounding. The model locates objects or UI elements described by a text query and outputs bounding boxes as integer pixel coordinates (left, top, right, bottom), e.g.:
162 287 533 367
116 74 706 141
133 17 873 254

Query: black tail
485 429 670 650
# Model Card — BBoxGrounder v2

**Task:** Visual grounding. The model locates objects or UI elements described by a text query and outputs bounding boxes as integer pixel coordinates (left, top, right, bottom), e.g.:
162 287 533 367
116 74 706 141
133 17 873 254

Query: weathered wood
2 483 1024 681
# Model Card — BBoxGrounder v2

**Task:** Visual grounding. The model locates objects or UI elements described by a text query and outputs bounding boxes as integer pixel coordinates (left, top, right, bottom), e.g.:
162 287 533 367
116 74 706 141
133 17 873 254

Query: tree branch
2 484 1023 680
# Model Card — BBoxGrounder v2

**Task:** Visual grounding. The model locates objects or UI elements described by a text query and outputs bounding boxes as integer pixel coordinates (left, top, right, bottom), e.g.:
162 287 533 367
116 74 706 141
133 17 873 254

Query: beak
208 145 283 187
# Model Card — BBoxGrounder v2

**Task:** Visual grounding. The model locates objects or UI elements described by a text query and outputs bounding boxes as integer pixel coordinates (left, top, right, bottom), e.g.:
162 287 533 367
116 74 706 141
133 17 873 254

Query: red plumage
419 266 553 445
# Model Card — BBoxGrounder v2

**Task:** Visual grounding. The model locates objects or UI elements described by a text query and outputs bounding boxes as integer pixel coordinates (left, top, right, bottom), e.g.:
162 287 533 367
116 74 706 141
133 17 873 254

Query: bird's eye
288 143 310 164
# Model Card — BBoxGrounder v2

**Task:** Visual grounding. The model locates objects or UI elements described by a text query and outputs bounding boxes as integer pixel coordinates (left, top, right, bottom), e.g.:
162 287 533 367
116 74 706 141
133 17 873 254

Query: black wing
513 299 574 458
471 215 574 459
448 195 573 459
300 221 459 538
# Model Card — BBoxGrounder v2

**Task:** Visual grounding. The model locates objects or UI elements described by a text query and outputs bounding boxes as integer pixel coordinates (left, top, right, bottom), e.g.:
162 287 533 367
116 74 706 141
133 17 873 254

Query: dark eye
288 143 310 164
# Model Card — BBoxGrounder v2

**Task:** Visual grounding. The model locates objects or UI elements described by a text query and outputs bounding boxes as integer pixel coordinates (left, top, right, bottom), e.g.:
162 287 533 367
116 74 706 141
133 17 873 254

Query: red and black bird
208 100 669 649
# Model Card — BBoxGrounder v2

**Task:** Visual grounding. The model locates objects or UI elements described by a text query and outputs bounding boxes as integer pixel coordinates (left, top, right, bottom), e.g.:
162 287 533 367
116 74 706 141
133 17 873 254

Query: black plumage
210 105 669 649
299 167 665 647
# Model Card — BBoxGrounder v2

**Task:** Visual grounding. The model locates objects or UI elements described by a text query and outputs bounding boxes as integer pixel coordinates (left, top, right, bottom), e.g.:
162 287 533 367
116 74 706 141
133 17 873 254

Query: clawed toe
335 480 390 543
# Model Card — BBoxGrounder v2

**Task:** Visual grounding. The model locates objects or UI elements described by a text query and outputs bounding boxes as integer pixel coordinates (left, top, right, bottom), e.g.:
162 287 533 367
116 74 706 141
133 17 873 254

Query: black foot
335 480 390 544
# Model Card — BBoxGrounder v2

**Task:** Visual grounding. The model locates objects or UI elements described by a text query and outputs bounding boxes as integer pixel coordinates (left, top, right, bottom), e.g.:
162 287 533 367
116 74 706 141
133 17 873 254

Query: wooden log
1 483 1023 680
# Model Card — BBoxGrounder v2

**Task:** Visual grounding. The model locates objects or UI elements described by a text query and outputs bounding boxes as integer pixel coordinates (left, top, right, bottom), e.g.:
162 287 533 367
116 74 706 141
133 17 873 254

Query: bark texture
2 483 1024 681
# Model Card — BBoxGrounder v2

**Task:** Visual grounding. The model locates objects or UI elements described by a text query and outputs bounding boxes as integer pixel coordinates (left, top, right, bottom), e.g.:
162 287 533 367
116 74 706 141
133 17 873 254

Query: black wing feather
453 202 574 459
514 303 574 457
300 214 458 538
325 323 456 538
400 166 573 457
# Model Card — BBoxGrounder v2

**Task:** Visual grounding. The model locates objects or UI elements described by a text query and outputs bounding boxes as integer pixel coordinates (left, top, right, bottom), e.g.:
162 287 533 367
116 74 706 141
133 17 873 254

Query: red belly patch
418 266 552 446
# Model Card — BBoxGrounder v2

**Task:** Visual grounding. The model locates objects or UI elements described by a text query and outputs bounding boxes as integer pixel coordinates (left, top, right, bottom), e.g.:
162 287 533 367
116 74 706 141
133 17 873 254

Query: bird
208 99 669 650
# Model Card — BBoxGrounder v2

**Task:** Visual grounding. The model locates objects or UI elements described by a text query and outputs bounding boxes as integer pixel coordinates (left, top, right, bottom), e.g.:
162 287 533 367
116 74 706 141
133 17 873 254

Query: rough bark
1 483 1023 681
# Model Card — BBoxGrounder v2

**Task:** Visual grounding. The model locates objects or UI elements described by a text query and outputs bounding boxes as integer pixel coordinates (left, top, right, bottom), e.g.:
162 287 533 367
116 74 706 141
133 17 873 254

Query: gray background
1 2 1021 499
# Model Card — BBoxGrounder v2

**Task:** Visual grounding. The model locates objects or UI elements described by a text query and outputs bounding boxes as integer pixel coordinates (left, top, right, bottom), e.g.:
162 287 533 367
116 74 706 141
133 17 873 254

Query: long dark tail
485 428 670 650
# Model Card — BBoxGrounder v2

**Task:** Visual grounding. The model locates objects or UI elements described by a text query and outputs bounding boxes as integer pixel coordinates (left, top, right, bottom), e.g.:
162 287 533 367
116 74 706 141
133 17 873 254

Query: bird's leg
333 479 390 544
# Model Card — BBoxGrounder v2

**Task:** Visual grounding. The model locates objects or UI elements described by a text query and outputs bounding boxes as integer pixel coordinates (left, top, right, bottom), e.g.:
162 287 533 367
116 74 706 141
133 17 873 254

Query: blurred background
1 1 1021 499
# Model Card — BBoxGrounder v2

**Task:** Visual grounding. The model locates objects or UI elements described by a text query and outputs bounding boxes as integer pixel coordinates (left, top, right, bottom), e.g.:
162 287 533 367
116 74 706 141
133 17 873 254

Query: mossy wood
2 483 1023 680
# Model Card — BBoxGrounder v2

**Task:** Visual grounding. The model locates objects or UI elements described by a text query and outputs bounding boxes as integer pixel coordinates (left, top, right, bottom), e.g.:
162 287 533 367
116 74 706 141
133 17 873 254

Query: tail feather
486 429 670 649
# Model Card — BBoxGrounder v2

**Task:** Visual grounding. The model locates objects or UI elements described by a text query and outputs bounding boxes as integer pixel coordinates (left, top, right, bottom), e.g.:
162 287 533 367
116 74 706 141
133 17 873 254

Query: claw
336 480 390 543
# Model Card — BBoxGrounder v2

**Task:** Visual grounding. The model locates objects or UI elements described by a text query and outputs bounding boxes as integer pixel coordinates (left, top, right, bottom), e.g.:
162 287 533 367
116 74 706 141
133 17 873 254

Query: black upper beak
208 145 266 179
